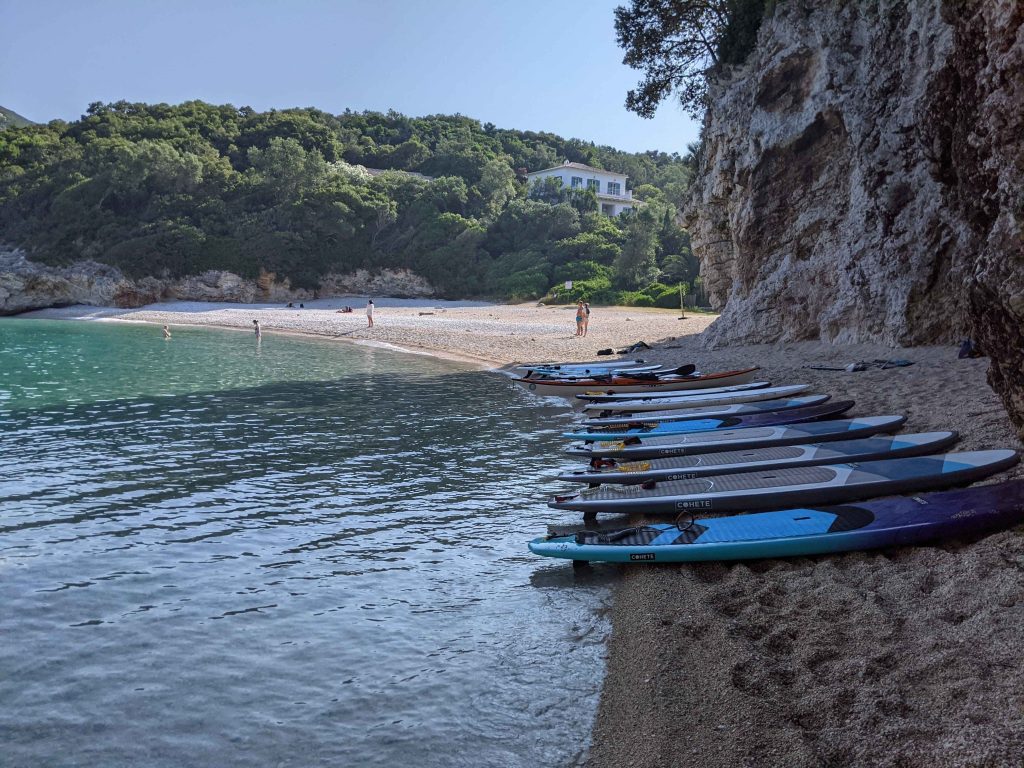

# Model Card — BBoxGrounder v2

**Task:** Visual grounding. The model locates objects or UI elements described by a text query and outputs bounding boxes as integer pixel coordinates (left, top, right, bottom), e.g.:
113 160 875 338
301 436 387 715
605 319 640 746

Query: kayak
548 450 1020 515
529 479 1024 563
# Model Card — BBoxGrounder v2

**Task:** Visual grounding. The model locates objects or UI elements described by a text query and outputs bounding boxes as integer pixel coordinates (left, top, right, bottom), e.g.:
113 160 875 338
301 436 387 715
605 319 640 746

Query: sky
0 0 701 155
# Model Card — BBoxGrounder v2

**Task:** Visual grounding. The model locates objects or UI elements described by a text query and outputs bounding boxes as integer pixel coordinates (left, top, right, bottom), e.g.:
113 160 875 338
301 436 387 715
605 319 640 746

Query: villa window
587 178 600 192
571 176 583 189
607 181 621 196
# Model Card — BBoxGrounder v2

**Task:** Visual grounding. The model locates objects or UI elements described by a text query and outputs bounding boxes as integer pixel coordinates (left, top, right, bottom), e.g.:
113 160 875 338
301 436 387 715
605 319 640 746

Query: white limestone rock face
0 248 437 314
0 249 153 314
686 1 962 347
319 268 435 298
685 0 1023 430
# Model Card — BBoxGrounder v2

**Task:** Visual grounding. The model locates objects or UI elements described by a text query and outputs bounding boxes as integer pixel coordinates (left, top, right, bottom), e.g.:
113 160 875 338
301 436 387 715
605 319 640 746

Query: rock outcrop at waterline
0 249 436 314
685 0 1023 430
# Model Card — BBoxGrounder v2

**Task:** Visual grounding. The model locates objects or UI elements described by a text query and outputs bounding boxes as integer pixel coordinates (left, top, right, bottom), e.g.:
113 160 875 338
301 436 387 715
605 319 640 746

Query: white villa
526 161 638 217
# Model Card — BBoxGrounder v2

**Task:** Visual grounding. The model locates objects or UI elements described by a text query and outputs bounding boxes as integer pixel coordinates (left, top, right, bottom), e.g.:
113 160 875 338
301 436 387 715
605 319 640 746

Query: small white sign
564 280 573 290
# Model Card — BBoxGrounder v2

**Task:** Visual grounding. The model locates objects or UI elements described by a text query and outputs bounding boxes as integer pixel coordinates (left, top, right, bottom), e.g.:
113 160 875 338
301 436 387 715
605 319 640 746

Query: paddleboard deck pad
566 416 907 460
564 399 851 440
556 432 960 485
529 480 1024 562
549 450 1019 515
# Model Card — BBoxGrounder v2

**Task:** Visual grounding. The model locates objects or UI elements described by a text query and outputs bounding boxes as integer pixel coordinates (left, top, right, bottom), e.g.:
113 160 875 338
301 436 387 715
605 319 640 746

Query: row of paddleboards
509 358 1022 564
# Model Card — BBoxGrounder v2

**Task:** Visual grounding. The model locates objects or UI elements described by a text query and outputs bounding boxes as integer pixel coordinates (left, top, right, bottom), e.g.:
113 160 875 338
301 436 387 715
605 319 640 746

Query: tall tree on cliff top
615 0 771 118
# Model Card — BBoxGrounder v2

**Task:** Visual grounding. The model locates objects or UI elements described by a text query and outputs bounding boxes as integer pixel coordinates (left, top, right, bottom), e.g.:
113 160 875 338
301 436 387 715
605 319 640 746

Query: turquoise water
0 319 609 767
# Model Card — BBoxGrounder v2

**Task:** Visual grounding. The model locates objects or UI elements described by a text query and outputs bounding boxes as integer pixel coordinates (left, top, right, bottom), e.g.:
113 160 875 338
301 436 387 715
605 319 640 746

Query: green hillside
0 106 34 130
0 101 701 304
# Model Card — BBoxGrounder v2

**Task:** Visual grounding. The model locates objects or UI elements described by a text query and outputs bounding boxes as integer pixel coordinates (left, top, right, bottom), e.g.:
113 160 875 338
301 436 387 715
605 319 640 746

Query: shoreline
20 301 716 370
12 301 1024 763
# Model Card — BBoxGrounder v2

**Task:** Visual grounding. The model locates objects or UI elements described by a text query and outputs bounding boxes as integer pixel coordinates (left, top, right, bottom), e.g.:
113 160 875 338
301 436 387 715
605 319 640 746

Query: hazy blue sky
0 0 701 154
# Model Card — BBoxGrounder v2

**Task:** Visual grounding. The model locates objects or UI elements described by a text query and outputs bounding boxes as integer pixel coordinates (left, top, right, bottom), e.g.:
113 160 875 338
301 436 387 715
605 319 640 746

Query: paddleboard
577 380 771 403
529 479 1024 562
556 432 959 485
566 416 907 460
524 363 663 377
523 363 692 380
516 358 646 370
549 450 1019 515
582 384 810 413
564 399 850 440
515 367 758 398
581 395 830 427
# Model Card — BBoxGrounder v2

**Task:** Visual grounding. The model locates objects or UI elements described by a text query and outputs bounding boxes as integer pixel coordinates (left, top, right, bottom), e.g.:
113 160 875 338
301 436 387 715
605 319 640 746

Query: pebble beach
42 300 717 368
26 299 1024 765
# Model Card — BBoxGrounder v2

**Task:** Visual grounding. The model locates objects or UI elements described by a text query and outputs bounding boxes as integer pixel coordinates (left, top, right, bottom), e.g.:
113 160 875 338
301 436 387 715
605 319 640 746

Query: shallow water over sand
0 319 608 767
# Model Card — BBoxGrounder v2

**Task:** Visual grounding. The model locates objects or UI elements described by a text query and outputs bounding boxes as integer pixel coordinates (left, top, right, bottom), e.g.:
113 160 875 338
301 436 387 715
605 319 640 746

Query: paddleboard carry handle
675 512 695 531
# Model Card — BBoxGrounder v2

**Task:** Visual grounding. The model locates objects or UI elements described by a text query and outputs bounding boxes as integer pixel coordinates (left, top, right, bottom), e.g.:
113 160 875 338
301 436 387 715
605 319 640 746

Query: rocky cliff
0 249 436 315
685 0 1023 429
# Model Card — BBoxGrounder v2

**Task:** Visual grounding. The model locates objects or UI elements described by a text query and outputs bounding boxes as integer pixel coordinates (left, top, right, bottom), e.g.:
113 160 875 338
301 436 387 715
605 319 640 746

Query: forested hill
0 101 699 304
0 106 34 130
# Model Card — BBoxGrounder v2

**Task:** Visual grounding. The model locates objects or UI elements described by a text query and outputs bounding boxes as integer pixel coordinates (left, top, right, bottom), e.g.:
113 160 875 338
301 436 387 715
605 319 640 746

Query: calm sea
0 318 610 767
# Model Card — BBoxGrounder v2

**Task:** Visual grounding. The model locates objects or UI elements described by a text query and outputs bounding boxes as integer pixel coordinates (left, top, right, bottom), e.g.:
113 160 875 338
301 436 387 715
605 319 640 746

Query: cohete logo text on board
630 553 656 561
676 500 713 510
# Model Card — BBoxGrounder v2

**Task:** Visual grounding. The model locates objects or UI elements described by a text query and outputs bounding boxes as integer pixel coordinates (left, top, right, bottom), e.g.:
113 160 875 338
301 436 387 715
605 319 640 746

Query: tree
614 207 660 288
476 158 518 218
615 0 771 119
0 100 694 301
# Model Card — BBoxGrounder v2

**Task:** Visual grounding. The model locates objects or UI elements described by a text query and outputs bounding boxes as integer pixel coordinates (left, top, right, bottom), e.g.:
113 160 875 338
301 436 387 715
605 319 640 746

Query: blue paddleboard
530 480 1024 563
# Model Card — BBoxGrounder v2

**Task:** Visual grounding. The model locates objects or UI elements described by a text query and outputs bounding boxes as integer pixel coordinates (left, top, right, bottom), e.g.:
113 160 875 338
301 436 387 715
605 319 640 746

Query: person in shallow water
366 299 374 328
162 325 171 339
253 319 262 339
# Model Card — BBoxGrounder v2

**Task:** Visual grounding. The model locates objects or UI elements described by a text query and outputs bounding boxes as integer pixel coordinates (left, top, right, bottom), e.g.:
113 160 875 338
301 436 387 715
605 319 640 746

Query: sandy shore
43 301 715 368
575 337 1024 768
24 300 1024 764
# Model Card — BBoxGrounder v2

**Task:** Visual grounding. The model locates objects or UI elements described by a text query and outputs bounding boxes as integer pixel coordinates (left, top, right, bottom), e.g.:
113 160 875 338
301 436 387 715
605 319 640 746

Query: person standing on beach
253 319 262 339
162 325 171 339
582 302 591 336
366 299 374 328
575 301 584 336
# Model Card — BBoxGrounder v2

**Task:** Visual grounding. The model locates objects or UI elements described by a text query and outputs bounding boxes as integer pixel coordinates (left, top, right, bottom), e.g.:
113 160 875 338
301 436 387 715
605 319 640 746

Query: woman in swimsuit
575 301 584 336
